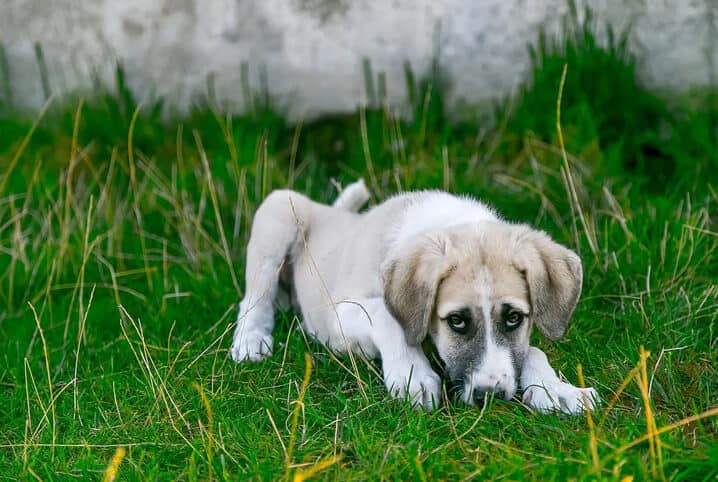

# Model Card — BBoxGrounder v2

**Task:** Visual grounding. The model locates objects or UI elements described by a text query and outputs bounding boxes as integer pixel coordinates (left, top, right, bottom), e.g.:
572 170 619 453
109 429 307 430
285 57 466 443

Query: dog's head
382 223 582 405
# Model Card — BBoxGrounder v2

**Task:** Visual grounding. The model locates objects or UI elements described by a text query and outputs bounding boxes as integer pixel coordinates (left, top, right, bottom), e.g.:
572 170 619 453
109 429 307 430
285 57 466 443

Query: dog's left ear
517 231 583 340
382 234 453 346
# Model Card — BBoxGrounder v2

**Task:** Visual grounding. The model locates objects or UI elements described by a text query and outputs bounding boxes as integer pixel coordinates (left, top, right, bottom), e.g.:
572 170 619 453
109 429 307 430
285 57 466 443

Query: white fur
463 269 517 403
319 297 441 408
385 192 498 261
520 347 599 414
333 178 370 211
231 181 597 413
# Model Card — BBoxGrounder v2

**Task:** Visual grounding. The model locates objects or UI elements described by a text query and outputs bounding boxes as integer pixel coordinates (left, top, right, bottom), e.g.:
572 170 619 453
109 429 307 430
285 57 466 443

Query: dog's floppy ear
517 231 583 340
382 234 452 346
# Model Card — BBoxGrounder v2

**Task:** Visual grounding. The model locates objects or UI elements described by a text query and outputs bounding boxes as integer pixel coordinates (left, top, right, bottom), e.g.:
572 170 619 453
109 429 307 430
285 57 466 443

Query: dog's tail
333 179 370 212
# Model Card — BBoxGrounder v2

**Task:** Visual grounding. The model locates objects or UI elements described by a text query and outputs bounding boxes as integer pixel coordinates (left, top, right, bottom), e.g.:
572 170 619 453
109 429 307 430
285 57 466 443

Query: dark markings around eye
444 308 472 334
501 303 526 331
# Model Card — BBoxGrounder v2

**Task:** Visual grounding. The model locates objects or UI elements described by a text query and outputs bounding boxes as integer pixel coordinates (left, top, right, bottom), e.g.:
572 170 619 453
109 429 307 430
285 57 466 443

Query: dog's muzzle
472 385 508 403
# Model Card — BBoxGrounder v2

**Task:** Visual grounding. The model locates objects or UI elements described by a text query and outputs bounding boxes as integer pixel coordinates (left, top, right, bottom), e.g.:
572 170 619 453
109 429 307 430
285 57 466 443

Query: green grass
1 13 717 481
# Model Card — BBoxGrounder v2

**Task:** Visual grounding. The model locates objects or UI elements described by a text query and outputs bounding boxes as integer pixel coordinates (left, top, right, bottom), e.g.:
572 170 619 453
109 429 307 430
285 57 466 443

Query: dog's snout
472 386 507 403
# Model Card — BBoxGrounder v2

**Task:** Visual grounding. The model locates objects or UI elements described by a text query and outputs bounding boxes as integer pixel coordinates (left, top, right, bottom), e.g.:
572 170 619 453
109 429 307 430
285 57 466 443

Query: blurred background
1 0 716 118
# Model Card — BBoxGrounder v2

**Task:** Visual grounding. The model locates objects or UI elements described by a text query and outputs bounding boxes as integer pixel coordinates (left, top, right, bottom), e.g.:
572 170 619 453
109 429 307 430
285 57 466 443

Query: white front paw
523 383 599 414
231 330 273 362
384 363 442 411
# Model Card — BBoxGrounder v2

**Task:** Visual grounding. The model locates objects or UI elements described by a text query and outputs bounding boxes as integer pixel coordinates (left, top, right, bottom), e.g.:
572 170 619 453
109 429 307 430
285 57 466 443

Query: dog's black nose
473 386 506 403
472 387 486 403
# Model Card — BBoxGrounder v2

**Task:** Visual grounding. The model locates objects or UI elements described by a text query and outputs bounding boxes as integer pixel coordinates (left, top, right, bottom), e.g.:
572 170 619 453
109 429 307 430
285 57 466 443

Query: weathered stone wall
0 0 715 119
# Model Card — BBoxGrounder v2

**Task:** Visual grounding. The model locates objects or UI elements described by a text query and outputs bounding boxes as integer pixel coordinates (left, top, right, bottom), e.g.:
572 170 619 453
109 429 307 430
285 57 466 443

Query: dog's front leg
381 341 442 411
336 298 442 410
519 346 599 414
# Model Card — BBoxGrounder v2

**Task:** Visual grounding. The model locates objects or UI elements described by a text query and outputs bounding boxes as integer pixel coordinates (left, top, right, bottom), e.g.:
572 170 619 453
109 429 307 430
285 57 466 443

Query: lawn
1 16 717 481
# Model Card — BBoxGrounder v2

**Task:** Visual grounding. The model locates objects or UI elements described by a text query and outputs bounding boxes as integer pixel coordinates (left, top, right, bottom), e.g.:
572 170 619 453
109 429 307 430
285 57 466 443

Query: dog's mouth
447 378 466 401
423 341 516 406
447 377 516 405
425 348 478 404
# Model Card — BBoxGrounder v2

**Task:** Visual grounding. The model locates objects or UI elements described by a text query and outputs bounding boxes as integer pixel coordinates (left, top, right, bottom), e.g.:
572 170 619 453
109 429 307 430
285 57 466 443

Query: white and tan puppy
231 180 598 413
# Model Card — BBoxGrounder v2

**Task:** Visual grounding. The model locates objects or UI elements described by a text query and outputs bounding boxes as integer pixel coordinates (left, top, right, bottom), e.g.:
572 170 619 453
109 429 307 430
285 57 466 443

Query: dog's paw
230 331 273 363
384 363 442 411
232 300 274 363
523 382 599 415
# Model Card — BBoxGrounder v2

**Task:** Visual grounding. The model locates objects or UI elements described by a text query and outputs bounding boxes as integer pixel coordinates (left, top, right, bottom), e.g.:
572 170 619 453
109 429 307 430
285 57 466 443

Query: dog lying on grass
231 180 598 413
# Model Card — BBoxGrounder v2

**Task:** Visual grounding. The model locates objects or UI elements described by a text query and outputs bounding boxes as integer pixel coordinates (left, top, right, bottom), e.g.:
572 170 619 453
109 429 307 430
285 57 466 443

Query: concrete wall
0 0 715 119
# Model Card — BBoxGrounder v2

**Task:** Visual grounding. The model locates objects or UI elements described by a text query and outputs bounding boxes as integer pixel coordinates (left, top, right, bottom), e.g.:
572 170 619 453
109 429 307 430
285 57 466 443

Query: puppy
231 180 598 413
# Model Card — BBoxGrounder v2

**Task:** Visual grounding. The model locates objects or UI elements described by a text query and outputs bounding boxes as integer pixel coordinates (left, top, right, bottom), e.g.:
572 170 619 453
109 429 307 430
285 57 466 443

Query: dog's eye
504 309 524 330
446 313 470 334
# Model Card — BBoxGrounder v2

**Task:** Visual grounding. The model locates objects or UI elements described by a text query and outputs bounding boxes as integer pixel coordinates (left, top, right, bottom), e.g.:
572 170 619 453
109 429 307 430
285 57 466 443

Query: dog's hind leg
231 190 314 362
332 179 370 212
